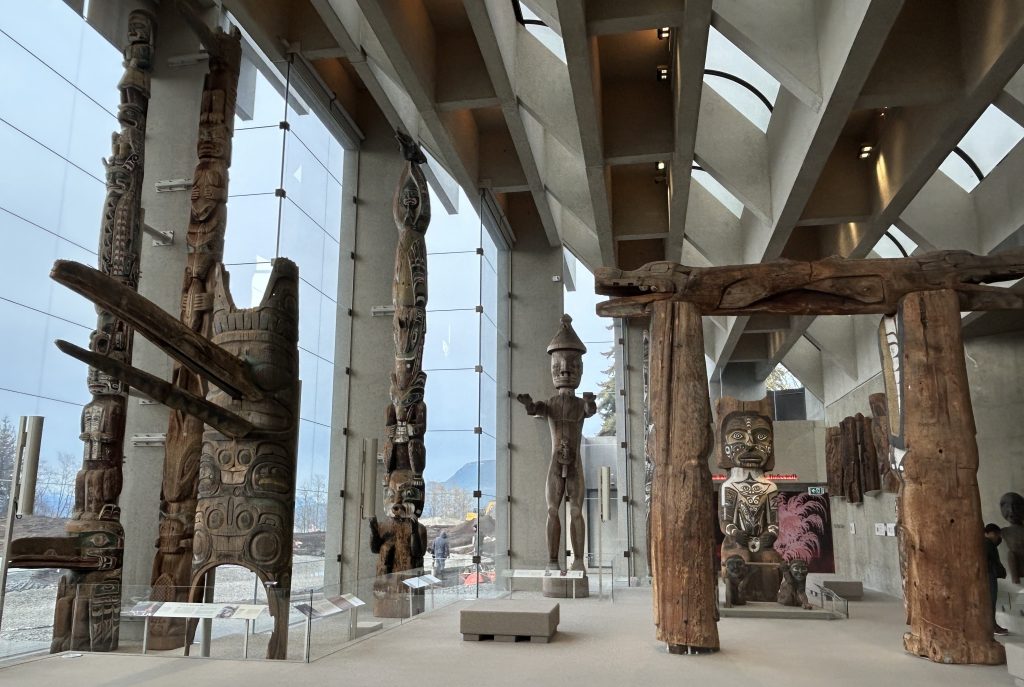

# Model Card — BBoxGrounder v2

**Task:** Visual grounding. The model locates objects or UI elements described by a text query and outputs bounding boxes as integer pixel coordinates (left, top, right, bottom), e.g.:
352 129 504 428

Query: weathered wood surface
51 260 259 400
55 339 253 438
868 393 900 493
824 427 842 497
648 301 719 653
9 10 156 653
897 290 1004 665
595 249 1024 317
152 8 242 650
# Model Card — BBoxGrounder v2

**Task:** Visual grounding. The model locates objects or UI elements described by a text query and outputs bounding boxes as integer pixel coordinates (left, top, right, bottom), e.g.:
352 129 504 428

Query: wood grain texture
898 290 1004 665
648 301 719 653
595 250 1024 317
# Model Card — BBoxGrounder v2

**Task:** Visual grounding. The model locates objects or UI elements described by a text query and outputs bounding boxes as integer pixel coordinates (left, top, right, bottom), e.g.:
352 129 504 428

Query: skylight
870 225 917 259
937 104 1024 191
703 27 779 132
693 167 744 218
519 2 566 64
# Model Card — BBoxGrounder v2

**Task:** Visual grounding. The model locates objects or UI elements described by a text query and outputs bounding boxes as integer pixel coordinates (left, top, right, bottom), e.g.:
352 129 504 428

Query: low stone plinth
460 600 560 643
821 580 863 600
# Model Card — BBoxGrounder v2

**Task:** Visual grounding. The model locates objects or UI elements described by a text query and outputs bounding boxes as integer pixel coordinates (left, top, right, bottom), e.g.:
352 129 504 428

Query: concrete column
617 319 650 581
120 3 209 603
506 194 564 572
328 98 404 595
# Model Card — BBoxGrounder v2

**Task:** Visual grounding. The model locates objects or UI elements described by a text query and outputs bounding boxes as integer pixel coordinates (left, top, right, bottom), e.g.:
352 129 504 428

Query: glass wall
0 0 121 655
421 188 509 594
226 57 344 582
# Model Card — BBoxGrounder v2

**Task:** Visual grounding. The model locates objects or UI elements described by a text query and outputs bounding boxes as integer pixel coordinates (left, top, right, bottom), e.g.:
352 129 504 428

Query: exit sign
808 486 826 496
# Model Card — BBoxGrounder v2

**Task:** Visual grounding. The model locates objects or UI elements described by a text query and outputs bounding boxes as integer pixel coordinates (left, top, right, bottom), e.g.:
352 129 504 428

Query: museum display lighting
658 27 671 40
656 65 669 81
656 161 666 171
858 143 874 159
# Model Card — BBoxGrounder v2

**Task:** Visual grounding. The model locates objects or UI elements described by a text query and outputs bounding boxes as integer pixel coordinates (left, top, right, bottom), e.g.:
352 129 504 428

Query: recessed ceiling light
657 161 666 171
658 27 671 40
656 65 669 82
859 143 873 159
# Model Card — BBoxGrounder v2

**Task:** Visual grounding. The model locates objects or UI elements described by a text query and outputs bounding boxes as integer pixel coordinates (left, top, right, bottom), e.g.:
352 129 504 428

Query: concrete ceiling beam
556 0 616 266
465 0 561 245
694 84 772 224
666 0 712 263
585 0 689 36
996 65 1024 126
780 335 824 400
712 0 822 111
899 172 979 252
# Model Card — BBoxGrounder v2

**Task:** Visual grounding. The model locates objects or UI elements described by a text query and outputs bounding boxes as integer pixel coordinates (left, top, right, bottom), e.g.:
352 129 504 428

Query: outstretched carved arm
516 393 547 417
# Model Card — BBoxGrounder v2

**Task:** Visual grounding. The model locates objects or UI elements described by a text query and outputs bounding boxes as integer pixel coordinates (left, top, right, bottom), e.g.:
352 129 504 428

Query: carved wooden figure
722 555 749 608
868 393 900 494
597 248 1023 662
777 560 813 609
517 315 597 596
149 3 242 650
716 396 782 602
1000 493 1024 585
824 426 842 497
6 10 155 653
372 133 431 617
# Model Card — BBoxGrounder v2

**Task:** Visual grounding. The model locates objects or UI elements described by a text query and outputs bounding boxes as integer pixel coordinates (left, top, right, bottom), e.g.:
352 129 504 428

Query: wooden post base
649 301 720 653
896 290 1005 666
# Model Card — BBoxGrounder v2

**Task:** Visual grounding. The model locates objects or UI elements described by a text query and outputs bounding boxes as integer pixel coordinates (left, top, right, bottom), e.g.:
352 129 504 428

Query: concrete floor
0 588 1016 687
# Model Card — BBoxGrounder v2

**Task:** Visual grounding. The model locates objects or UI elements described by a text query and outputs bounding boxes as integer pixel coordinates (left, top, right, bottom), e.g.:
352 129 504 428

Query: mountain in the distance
441 460 496 494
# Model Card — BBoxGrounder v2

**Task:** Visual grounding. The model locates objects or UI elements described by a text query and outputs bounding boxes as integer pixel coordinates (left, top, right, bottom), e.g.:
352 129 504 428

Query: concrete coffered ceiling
221 0 1024 395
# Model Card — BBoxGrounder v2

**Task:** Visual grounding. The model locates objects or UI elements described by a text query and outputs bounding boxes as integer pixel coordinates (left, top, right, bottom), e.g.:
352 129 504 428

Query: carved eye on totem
217 449 233 467
402 487 422 501
237 449 253 466
730 431 746 441
754 430 769 442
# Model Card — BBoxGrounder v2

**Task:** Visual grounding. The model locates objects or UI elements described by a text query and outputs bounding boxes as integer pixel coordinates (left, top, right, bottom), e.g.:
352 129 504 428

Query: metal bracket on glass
473 490 482 498
143 223 173 247
371 305 396 317
155 179 191 193
472 555 481 564
131 433 166 447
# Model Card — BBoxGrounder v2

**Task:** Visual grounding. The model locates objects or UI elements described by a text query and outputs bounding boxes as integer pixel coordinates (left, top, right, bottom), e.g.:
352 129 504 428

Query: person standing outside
986 523 1009 635
432 530 450 575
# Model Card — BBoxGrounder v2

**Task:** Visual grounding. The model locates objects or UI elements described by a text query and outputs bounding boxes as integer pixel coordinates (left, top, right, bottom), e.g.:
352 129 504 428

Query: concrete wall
821 327 1024 597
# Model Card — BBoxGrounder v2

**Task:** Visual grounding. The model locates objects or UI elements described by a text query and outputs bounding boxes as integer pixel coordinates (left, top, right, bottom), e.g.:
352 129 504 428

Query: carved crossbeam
52 260 262 400
595 249 1024 317
55 340 253 438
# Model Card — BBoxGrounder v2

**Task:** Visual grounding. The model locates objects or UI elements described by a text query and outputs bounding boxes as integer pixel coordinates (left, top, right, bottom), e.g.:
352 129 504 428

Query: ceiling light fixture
656 65 669 82
656 161 666 171
858 143 873 159
657 27 671 40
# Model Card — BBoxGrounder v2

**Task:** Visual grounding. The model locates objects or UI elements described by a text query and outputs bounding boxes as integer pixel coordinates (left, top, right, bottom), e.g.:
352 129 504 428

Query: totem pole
716 396 782 602
369 133 430 618
516 315 597 598
6 10 156 653
148 4 241 650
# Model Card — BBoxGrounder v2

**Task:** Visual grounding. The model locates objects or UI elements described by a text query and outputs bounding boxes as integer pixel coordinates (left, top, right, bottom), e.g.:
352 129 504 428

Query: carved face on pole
547 314 587 391
788 559 809 582
386 468 424 519
721 411 774 469
1001 492 1024 526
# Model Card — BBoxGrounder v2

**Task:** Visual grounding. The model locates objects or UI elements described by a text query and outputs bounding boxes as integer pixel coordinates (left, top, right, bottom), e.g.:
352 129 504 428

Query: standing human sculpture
517 314 596 592
1000 492 1024 584
716 396 782 602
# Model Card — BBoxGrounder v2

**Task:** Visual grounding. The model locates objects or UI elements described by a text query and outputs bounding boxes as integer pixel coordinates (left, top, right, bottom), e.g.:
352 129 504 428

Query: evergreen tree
596 346 617 436
0 416 16 515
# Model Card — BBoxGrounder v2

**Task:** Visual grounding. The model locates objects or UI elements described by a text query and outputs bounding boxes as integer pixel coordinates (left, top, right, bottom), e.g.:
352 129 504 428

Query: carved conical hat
547 314 587 354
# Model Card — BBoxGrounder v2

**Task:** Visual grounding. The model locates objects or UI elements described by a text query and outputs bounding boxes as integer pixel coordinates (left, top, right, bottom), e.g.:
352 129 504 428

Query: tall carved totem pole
368 133 430 618
148 6 241 651
7 11 156 652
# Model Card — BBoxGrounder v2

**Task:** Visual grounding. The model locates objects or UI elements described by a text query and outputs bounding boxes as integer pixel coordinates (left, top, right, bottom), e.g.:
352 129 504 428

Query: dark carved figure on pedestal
777 560 813 609
6 10 155 653
1000 493 1024 584
716 396 782 602
372 132 431 618
722 555 749 607
517 315 597 596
